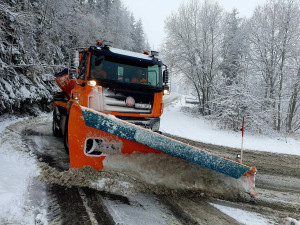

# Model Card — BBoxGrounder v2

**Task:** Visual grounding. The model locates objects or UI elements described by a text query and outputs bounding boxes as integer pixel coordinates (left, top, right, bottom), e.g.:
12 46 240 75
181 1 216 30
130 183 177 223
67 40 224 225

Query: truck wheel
64 120 69 155
53 109 62 137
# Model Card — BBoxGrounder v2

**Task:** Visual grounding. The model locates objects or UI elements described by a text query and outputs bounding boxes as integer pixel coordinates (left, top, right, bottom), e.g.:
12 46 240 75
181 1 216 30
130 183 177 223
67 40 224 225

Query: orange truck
52 42 256 197
53 41 170 151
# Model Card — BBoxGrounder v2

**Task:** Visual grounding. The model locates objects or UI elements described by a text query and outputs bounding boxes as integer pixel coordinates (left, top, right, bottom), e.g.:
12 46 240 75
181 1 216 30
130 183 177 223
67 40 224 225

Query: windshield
89 55 162 88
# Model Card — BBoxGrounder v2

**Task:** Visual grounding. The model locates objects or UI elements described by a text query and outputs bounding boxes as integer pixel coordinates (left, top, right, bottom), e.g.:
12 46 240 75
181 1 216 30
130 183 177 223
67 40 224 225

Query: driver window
148 65 159 86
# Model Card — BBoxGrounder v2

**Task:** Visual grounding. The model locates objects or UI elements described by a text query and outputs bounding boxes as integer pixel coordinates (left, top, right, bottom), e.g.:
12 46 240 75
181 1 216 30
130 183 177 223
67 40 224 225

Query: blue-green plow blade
81 108 251 179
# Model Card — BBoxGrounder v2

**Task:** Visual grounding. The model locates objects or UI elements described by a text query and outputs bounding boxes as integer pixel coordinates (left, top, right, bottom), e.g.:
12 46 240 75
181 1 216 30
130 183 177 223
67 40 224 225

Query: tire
64 118 69 155
53 109 62 137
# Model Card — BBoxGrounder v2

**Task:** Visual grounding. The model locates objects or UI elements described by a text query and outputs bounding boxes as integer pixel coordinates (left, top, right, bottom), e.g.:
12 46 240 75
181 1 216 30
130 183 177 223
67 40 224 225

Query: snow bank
0 116 40 224
161 95 300 156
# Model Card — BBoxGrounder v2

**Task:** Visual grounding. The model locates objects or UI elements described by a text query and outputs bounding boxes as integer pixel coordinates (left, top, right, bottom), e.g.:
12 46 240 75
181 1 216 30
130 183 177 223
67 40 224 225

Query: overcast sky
121 0 266 50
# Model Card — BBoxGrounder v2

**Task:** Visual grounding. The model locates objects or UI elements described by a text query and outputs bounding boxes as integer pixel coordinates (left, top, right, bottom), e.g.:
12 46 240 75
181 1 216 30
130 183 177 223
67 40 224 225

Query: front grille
102 88 153 114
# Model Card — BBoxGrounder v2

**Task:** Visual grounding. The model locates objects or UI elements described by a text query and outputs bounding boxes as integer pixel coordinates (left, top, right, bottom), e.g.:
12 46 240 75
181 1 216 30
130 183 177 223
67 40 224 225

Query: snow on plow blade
68 103 256 196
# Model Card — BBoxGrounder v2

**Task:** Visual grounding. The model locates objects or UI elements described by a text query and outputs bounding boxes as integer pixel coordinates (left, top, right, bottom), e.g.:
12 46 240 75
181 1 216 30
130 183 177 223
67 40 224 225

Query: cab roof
88 46 163 66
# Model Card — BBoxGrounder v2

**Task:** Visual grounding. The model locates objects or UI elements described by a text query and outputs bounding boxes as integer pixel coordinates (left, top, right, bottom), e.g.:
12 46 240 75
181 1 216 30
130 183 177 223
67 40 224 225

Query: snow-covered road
0 96 300 224
21 118 245 224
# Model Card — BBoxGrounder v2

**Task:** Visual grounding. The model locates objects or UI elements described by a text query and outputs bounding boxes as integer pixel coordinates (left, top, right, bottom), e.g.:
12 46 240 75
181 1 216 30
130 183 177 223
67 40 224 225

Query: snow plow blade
68 103 256 196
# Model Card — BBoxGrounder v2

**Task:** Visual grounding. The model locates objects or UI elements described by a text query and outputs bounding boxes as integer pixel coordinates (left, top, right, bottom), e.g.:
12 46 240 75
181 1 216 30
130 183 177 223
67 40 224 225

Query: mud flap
68 103 257 196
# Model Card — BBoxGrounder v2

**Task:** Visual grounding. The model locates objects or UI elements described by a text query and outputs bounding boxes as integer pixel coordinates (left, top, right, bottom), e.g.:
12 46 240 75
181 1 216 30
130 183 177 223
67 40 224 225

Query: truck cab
54 42 169 139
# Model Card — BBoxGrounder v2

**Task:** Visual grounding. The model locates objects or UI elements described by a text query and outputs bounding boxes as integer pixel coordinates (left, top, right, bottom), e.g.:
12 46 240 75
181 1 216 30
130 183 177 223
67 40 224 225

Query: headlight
87 80 97 87
163 89 170 95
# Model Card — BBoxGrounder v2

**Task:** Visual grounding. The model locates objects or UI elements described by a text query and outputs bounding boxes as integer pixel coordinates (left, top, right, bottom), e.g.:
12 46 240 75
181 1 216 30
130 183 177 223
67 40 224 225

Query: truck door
76 52 89 105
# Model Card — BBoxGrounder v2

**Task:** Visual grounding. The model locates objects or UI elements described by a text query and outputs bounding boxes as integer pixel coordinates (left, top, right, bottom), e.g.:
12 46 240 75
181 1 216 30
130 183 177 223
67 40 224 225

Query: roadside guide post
241 116 245 164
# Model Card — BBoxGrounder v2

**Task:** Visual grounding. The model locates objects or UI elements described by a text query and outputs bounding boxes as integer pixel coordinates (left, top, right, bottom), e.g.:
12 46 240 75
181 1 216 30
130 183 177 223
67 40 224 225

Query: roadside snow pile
38 163 142 195
102 152 252 200
161 95 300 156
38 152 252 201
210 203 275 225
0 116 40 224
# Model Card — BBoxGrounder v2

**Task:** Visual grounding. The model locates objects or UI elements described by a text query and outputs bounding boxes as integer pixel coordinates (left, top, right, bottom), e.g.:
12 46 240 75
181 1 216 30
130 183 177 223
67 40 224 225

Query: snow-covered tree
248 0 300 132
163 0 300 134
131 19 147 52
220 9 245 86
211 9 249 131
163 0 224 115
0 0 148 114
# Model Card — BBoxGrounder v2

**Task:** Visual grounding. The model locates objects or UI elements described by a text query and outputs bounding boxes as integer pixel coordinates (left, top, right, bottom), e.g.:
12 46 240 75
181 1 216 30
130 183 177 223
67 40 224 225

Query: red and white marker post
241 116 245 163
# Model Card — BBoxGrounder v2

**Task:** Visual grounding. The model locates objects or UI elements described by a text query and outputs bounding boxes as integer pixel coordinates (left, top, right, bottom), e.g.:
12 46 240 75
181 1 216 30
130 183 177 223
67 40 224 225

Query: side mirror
69 49 79 80
69 68 78 80
69 68 85 87
163 70 169 84
71 50 80 68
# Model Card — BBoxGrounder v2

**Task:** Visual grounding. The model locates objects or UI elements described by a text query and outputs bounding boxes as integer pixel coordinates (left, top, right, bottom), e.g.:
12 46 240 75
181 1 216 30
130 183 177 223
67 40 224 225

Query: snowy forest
0 0 147 115
1 0 300 135
163 0 300 135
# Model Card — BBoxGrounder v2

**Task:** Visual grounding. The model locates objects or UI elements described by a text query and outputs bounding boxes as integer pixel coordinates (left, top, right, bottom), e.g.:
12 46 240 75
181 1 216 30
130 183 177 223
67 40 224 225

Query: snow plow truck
52 41 257 196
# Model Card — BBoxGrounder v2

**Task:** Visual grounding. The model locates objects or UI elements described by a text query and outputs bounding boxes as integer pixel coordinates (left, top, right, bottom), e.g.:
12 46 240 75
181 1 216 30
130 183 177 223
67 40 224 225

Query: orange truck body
53 43 168 152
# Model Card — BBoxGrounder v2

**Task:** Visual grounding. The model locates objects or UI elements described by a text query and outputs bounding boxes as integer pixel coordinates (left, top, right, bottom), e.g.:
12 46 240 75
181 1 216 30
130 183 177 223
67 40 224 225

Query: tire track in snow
159 196 240 225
